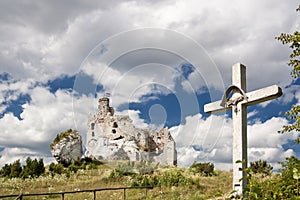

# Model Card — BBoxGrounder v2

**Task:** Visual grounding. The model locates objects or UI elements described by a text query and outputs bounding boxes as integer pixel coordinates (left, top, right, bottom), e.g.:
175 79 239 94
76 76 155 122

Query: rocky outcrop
85 97 177 166
50 129 83 166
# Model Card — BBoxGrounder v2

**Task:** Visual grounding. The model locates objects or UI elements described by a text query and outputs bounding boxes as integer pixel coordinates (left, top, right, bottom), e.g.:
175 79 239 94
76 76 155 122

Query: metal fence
0 186 154 200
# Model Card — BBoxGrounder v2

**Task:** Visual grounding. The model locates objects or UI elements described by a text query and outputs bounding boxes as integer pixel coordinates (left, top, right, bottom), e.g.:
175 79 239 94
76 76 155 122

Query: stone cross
204 63 282 195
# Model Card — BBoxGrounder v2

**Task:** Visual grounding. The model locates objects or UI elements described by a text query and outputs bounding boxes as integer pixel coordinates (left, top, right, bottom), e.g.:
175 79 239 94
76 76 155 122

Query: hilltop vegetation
50 129 79 148
0 157 300 199
0 160 232 199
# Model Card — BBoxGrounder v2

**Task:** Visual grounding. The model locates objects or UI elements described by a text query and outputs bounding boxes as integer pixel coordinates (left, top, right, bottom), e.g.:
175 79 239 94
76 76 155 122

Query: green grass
0 164 233 200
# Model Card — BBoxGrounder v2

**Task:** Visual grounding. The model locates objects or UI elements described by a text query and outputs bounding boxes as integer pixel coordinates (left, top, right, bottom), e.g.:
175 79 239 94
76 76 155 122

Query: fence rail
0 186 154 200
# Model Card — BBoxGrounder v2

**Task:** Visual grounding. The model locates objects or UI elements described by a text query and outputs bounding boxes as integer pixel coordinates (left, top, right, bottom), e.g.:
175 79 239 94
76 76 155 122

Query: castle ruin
85 97 177 165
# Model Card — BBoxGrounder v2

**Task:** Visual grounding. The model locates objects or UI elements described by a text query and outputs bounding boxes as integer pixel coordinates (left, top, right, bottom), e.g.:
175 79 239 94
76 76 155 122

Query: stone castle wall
85 97 177 165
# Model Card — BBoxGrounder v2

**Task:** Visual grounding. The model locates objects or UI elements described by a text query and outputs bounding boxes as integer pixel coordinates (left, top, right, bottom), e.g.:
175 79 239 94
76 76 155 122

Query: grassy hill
0 162 232 200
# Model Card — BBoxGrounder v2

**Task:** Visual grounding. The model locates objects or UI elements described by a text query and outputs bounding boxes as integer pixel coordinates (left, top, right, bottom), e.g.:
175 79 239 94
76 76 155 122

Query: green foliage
0 164 12 177
49 157 102 175
279 105 300 144
0 160 22 178
156 168 194 186
50 129 79 148
109 161 135 178
49 163 65 175
0 158 44 179
238 156 300 199
189 162 215 176
20 157 45 179
0 156 103 180
131 168 197 187
10 160 22 178
276 5 300 143
249 159 273 177
276 31 300 78
107 161 198 188
136 160 158 175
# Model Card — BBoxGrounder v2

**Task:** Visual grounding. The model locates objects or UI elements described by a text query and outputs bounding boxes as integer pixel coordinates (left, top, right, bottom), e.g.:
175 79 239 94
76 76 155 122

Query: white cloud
116 109 148 129
1 0 297 88
0 84 95 167
248 110 259 118
0 0 299 168
170 114 297 170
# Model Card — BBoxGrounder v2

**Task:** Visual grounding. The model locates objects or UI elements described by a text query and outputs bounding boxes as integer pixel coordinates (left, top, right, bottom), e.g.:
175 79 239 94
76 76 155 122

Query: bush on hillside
245 156 300 199
249 159 273 177
50 129 79 148
0 158 44 179
49 163 65 175
0 159 22 178
189 162 215 176
20 157 45 179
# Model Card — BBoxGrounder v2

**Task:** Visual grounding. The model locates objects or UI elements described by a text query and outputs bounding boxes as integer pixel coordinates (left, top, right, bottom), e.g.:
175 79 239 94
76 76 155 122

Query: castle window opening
91 123 95 130
157 137 161 144
112 129 116 134
113 122 118 128
92 132 95 137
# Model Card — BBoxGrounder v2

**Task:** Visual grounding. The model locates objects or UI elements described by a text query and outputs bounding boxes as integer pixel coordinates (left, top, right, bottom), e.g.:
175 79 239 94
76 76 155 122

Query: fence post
94 190 96 200
123 188 126 200
16 194 22 200
146 188 148 199
61 192 64 200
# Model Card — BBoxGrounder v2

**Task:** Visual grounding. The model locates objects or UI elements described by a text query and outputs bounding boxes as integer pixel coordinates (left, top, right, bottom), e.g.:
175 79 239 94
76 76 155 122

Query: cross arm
245 84 282 106
204 100 230 114
204 85 282 114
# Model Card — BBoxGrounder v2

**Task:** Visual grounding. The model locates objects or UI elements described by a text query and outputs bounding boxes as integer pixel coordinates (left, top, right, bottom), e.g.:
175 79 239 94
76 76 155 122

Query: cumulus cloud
0 0 299 168
1 0 297 87
0 83 95 166
116 109 148 129
170 114 297 170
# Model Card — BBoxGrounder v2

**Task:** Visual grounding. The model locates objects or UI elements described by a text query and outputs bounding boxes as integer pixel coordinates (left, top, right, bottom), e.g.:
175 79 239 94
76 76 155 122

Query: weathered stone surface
85 97 177 165
50 130 83 166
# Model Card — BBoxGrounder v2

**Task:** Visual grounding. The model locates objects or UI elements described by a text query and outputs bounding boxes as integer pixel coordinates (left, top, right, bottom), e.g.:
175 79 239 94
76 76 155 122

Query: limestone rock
85 97 177 165
50 129 83 166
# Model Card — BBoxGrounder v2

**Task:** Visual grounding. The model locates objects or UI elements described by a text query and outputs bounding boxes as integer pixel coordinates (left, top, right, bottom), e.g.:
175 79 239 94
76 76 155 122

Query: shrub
0 158 45 179
249 159 273 176
136 160 157 175
20 157 45 179
245 156 300 199
0 160 22 178
0 164 12 177
109 161 135 178
158 169 191 186
131 168 196 187
50 129 79 148
189 162 215 176
68 163 81 173
49 163 65 175
10 160 22 178
87 162 98 170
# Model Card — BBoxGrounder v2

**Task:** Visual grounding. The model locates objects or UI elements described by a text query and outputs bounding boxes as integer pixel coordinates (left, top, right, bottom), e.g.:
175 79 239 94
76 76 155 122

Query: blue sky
0 0 299 170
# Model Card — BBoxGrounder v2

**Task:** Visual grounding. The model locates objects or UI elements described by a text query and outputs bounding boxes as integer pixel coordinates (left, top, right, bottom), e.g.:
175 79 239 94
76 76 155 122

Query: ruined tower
85 97 177 165
97 97 114 120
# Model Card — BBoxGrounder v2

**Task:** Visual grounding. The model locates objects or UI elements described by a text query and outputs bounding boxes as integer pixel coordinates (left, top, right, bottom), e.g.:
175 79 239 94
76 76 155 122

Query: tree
0 164 12 177
20 157 45 179
10 159 22 178
0 160 22 178
276 5 300 144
